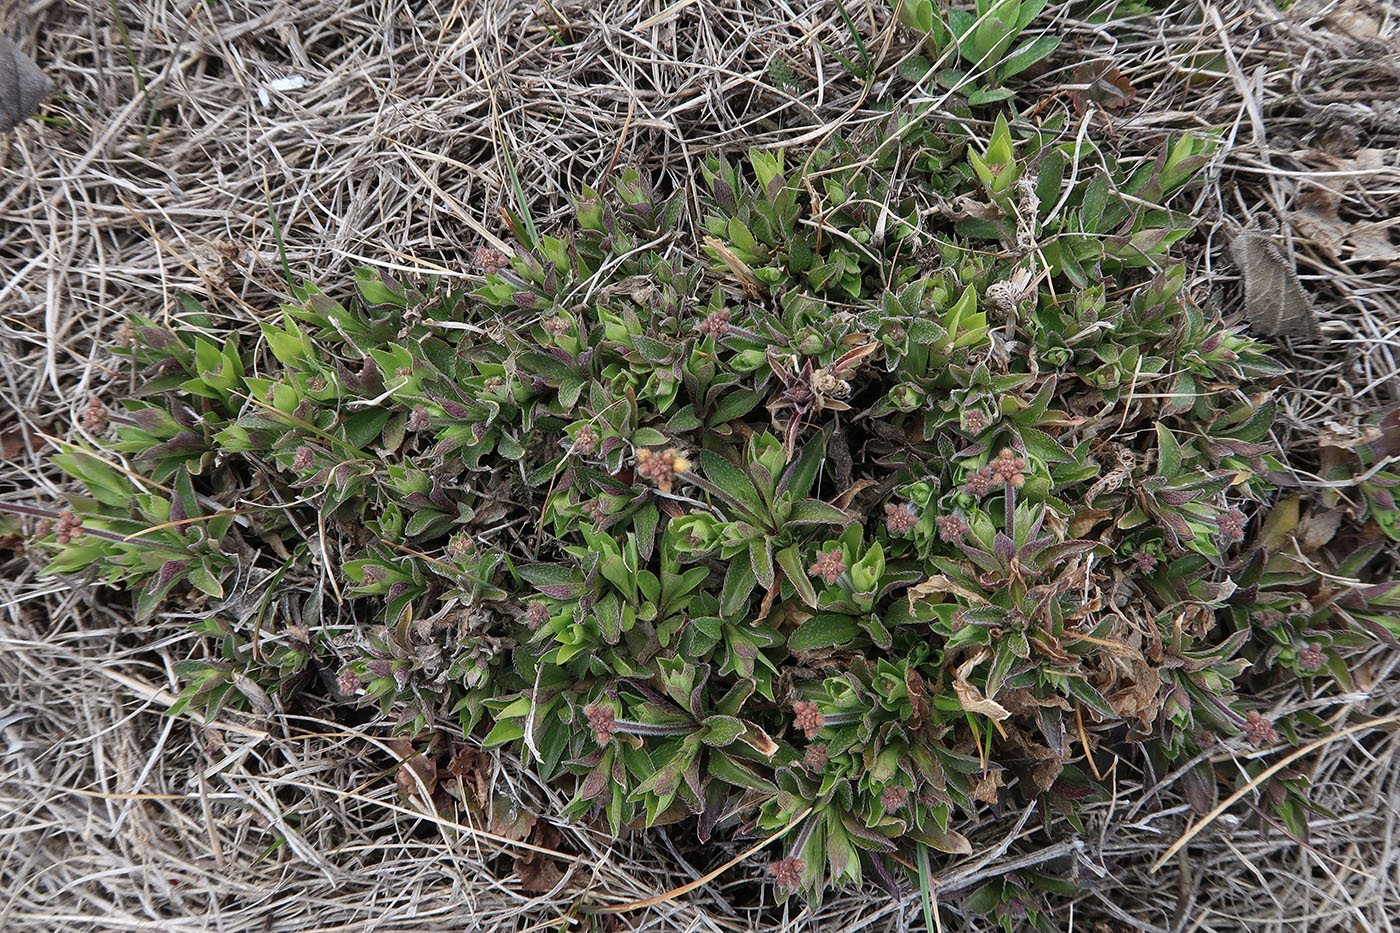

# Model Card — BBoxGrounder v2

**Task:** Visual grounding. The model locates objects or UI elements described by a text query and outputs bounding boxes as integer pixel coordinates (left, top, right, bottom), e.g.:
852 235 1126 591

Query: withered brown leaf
1227 222 1319 340
1 37 51 132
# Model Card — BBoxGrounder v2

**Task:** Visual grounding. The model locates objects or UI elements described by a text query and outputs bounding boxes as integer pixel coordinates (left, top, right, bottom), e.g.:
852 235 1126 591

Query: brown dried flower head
524 601 551 630
54 510 83 545
881 785 909 813
636 447 689 493
81 397 108 433
767 856 804 889
473 246 511 274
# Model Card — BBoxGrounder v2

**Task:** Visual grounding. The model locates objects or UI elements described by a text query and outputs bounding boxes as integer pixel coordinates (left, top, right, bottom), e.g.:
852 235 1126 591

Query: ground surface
2 1 1399 930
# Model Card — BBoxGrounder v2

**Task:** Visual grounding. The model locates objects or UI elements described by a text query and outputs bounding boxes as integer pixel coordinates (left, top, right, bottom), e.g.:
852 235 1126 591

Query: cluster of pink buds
881 785 909 813
884 502 918 536
696 308 731 339
963 448 1028 496
937 514 970 542
1243 710 1278 746
585 704 616 745
573 424 598 455
792 700 825 739
1216 508 1247 544
1296 643 1326 672
807 549 845 585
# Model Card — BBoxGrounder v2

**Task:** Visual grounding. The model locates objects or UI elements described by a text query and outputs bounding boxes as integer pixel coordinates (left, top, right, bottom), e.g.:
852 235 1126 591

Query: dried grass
2 0 1398 930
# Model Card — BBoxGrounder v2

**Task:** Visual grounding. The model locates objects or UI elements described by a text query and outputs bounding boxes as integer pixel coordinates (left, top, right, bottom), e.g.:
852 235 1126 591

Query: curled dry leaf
954 653 1011 722
908 572 987 609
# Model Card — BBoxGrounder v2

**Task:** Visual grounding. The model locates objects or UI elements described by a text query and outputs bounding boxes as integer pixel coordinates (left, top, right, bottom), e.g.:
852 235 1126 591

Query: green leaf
519 563 586 599
750 538 775 590
344 409 391 450
1156 422 1182 478
701 715 746 747
720 556 757 617
1001 34 1059 78
634 503 660 562
708 751 778 793
482 717 527 747
709 389 764 425
632 427 668 447
595 593 623 644
631 335 675 363
188 558 224 598
667 406 703 432
906 823 973 855
967 85 1016 106
1017 425 1073 464
1060 675 1118 719
777 545 818 608
789 614 861 651
699 449 765 515
787 499 850 526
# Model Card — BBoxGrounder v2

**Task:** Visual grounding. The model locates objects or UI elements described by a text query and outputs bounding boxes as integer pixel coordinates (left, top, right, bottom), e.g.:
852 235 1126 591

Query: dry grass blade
1149 714 1400 874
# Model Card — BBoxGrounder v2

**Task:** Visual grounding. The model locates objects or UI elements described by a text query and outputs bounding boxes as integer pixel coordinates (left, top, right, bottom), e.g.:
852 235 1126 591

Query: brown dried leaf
1032 758 1064 793
970 767 1006 805
446 746 492 810
953 677 1011 722
905 666 930 732
908 573 987 609
1106 659 1163 728
488 793 536 842
396 753 438 800
1227 222 1319 339
1297 508 1345 554
0 424 29 460
1318 419 1383 450
704 236 767 299
1070 62 1136 114
1288 153 1400 267
514 822 564 892
0 37 52 132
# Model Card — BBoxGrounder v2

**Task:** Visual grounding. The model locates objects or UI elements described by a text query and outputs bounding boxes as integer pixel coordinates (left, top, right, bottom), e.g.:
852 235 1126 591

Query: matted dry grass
2 0 1398 930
